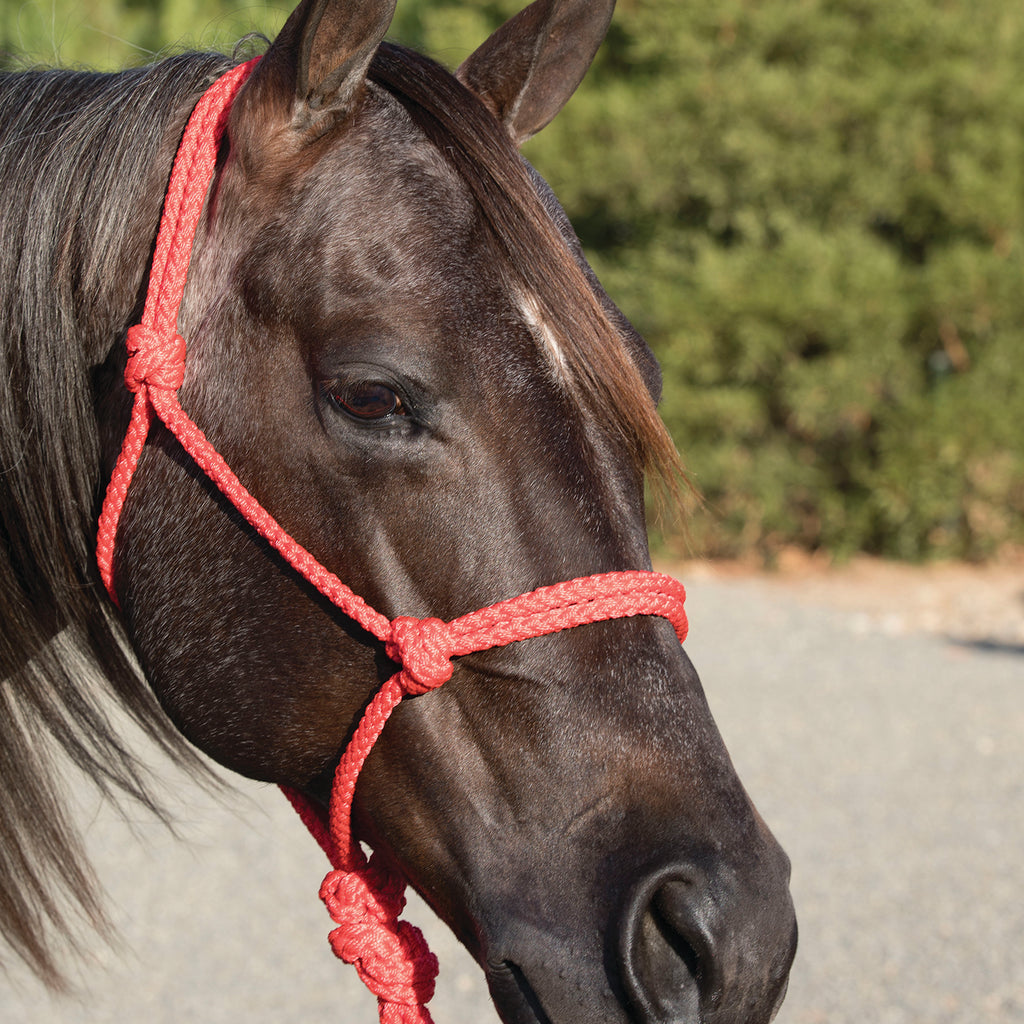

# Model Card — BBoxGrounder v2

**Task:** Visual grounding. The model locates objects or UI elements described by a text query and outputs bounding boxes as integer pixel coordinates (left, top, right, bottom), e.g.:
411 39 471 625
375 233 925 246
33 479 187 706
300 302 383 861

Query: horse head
102 1 796 1021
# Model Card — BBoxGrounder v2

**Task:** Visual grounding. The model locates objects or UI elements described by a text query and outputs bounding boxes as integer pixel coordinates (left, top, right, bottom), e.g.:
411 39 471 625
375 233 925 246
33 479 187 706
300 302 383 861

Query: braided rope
96 61 688 1024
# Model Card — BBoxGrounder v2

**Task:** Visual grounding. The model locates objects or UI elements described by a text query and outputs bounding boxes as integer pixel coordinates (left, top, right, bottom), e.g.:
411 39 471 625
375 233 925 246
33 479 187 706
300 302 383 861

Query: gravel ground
679 562 1023 1024
1 562 1021 1023
679 552 1024 648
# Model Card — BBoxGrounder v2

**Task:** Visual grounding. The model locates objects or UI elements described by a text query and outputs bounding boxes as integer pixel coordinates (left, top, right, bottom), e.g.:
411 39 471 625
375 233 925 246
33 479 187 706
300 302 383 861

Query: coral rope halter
96 60 689 1024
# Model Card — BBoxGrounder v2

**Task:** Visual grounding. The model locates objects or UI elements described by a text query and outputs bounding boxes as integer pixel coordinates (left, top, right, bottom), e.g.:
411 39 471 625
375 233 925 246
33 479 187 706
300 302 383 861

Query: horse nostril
621 871 723 1022
621 857 797 1024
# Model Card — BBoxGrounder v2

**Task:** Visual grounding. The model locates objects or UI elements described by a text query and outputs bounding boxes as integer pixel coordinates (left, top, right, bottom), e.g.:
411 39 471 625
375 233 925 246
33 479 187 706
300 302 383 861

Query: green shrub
0 1 286 69
518 0 1024 561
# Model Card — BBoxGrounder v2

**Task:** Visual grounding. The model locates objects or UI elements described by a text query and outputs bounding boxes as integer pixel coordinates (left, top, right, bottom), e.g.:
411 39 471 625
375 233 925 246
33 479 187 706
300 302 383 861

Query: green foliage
0 1 287 69
521 0 1024 562
6 0 1023 560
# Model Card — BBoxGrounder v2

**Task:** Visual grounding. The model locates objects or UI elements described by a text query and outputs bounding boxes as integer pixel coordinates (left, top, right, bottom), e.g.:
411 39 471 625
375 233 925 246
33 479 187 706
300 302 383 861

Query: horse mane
0 52 236 986
368 44 681 488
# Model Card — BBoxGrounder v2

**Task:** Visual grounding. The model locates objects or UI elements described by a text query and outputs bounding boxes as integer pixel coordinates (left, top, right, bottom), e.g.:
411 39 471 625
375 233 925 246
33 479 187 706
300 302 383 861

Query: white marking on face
516 288 570 378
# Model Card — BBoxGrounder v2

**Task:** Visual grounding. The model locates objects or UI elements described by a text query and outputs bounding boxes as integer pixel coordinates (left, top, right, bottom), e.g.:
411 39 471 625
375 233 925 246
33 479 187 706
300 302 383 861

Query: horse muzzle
482 844 796 1024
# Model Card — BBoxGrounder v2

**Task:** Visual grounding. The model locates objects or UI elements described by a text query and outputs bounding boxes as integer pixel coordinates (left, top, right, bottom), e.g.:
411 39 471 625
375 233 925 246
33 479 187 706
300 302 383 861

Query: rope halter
96 59 688 1024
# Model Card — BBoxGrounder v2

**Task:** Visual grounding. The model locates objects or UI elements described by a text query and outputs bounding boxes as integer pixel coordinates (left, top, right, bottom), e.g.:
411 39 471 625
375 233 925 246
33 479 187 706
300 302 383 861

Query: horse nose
620 856 797 1024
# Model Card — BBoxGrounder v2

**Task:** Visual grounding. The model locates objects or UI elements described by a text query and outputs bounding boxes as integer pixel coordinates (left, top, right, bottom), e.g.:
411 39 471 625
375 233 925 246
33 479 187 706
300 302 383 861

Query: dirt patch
667 549 1024 647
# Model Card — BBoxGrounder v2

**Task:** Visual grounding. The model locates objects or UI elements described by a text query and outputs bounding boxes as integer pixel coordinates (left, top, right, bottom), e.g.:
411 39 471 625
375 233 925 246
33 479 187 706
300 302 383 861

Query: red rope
97 61 688 1024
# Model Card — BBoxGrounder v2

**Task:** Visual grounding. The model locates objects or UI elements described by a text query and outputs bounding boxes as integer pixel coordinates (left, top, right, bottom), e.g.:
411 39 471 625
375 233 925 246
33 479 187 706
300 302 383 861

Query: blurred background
3 0 1023 565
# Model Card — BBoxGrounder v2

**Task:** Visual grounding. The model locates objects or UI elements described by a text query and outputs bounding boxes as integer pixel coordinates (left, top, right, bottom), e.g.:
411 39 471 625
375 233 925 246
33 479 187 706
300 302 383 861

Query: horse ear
456 0 615 147
236 0 396 140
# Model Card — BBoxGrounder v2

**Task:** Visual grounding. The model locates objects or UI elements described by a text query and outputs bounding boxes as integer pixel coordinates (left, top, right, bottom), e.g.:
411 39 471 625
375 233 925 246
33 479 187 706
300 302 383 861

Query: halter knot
125 324 186 393
386 616 454 695
320 862 439 1014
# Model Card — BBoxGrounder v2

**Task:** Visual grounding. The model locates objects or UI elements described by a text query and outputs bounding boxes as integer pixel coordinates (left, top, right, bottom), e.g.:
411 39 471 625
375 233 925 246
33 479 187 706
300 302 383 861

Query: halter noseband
96 59 688 1024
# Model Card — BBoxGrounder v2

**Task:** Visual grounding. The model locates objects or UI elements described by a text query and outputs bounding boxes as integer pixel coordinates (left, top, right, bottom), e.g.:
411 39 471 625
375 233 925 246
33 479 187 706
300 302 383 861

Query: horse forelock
366 44 682 493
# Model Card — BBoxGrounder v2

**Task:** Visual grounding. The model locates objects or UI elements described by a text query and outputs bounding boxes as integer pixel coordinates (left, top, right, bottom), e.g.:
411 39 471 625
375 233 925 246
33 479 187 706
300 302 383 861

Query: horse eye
329 381 406 420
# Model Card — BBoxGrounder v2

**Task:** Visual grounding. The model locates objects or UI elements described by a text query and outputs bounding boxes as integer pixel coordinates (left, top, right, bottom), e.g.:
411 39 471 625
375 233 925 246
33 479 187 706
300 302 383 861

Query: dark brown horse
0 1 796 1021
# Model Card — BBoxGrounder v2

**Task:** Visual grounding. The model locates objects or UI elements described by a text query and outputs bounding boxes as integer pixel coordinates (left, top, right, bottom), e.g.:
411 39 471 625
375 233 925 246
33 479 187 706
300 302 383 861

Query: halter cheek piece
96 60 688 1024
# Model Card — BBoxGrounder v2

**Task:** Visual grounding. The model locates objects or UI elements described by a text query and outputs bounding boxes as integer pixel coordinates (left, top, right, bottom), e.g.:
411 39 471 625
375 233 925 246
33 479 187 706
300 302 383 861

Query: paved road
1 576 1021 1023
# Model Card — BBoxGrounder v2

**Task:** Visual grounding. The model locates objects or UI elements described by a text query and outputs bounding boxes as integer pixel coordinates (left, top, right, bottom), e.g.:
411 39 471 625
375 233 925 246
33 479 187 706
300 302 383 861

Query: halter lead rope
96 60 688 1024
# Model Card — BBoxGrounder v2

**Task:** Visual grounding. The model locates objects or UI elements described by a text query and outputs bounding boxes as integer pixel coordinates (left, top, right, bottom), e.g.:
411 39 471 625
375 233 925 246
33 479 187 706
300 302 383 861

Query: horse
0 1 797 1021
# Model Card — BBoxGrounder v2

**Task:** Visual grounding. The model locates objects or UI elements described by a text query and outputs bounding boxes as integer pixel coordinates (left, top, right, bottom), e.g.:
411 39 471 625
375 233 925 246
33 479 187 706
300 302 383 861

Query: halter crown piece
96 60 689 1024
